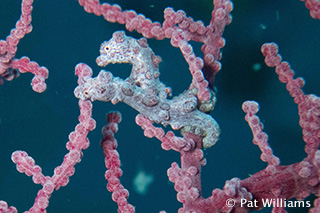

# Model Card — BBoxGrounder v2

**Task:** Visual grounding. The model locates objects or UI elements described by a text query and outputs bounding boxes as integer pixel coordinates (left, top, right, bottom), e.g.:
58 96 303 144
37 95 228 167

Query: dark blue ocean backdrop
1 0 320 212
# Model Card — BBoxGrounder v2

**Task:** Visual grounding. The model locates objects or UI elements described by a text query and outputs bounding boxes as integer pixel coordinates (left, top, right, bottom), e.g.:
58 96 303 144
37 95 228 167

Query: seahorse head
96 31 140 67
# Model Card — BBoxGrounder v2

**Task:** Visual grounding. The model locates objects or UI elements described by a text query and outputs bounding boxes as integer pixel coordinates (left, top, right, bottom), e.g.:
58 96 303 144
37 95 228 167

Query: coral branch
1 0 320 212
100 111 135 212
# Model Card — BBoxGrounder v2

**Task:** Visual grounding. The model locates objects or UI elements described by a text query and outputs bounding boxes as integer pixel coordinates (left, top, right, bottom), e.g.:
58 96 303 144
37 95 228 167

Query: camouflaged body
75 31 220 149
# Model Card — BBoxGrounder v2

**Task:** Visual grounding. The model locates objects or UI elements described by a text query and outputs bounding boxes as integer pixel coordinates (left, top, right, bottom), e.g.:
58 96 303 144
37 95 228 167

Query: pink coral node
242 101 259 115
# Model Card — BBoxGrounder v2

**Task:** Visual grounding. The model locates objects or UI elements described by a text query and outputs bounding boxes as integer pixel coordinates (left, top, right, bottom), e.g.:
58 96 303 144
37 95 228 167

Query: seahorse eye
104 46 110 52
83 90 90 98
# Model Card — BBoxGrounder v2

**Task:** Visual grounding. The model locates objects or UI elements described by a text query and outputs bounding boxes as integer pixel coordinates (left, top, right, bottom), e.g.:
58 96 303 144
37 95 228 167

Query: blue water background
0 0 320 212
